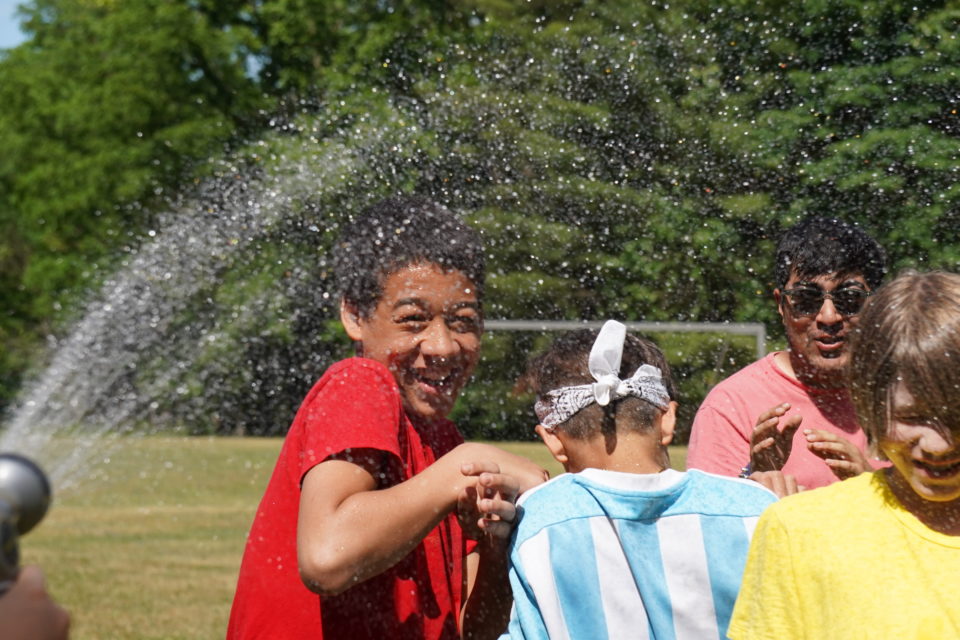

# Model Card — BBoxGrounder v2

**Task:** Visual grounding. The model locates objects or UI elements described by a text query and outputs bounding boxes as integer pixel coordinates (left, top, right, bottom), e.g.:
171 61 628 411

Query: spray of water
0 132 368 490
0 18 777 487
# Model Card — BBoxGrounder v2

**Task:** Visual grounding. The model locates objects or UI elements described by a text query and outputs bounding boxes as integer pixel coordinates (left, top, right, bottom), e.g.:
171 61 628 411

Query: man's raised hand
751 403 804 472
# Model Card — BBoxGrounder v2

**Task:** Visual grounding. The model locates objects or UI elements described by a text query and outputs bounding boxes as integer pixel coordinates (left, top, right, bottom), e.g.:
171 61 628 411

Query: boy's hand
456 443 549 494
747 470 802 498
458 462 520 543
459 460 529 640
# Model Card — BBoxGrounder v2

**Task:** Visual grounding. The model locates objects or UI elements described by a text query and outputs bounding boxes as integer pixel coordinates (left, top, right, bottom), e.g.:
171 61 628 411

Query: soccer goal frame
483 320 767 361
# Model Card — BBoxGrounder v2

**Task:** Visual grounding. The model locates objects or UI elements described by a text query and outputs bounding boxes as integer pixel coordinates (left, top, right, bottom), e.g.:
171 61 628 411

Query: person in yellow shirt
728 270 960 640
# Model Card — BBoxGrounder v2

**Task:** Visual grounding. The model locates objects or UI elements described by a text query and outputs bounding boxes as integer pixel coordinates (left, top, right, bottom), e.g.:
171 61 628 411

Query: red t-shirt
227 358 470 639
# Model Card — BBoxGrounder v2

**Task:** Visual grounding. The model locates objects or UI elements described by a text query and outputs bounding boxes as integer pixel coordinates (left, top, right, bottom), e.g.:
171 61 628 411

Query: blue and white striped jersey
503 468 776 640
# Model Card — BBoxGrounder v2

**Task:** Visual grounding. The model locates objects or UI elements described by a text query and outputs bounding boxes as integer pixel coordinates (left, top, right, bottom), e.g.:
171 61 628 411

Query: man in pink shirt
687 217 887 491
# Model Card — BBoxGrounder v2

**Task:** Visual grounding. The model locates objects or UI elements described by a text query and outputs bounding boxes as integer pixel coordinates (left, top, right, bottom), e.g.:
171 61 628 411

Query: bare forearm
298 443 495 594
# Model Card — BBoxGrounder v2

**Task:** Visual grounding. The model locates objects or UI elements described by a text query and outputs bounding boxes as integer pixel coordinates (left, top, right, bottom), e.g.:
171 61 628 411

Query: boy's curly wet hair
333 196 485 317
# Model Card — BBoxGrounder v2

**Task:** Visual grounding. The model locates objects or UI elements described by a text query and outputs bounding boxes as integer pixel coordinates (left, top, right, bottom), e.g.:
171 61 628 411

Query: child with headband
499 321 778 640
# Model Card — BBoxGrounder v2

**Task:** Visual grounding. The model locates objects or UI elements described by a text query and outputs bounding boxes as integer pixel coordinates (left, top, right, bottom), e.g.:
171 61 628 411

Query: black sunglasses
781 287 872 316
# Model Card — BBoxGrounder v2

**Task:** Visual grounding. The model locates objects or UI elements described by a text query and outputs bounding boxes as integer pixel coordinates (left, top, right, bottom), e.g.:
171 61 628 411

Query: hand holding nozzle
1 564 70 639
0 453 52 592
0 454 67 639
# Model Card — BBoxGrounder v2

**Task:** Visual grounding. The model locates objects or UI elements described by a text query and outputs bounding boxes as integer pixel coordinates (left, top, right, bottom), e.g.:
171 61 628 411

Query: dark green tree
0 0 264 405
6 0 960 440
691 0 960 270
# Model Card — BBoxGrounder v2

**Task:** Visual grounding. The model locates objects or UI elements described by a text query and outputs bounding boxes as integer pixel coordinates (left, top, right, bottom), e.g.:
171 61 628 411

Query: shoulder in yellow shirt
728 471 960 640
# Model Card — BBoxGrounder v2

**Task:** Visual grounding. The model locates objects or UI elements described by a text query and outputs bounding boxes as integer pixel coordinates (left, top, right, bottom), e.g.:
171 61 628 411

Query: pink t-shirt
687 352 873 490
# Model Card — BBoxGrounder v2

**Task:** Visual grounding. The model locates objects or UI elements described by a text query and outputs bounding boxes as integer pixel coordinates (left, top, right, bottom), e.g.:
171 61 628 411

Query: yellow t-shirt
728 471 960 640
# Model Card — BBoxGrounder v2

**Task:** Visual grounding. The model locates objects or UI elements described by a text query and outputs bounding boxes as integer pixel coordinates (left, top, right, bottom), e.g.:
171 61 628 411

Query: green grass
23 437 686 639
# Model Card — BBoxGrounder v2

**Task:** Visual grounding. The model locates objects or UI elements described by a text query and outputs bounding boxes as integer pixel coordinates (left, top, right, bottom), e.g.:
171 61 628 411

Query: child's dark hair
333 196 485 317
525 328 677 439
775 217 887 291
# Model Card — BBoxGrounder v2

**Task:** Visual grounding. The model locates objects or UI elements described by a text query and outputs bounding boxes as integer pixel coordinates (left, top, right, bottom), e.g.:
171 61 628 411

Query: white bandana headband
534 320 671 430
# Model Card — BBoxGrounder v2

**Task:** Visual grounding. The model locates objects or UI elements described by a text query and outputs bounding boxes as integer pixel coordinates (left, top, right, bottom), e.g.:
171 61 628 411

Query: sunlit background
0 0 23 49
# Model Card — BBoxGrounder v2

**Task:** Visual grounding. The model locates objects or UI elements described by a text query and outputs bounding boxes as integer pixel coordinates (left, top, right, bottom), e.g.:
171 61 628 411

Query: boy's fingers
750 471 800 498
479 497 517 523
784 474 799 495
773 474 789 497
748 471 784 497
765 473 786 497
461 461 501 477
478 472 520 500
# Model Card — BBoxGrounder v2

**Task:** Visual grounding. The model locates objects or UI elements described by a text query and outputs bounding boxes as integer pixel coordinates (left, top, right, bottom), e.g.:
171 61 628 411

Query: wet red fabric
227 357 470 639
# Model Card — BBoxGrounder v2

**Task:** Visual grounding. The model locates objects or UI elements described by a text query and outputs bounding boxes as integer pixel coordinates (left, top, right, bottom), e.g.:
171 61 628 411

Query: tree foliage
2 0 959 440
0 0 265 404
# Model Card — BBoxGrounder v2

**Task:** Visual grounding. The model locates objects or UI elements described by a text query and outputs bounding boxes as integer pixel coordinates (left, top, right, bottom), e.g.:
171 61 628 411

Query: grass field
23 437 687 639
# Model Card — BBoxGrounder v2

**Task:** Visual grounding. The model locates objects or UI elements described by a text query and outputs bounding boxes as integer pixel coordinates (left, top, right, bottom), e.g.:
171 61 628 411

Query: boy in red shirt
227 196 546 640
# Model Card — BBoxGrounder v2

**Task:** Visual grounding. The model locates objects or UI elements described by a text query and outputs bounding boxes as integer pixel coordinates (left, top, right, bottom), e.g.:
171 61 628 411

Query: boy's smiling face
882 382 960 503
341 262 482 421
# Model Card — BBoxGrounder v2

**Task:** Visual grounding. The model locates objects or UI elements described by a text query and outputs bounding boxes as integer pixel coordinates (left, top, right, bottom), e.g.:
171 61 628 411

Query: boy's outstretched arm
459 462 522 640
297 442 545 596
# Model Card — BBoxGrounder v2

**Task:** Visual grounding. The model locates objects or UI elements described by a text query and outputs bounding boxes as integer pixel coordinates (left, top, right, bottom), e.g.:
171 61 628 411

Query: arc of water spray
0 133 369 491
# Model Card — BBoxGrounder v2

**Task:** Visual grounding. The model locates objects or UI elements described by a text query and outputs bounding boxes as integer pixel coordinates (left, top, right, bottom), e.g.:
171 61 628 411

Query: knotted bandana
534 320 670 430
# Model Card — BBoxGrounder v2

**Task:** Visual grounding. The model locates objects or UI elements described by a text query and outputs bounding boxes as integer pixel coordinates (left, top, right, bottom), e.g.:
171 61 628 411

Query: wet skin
883 383 960 503
340 262 483 421
774 271 870 389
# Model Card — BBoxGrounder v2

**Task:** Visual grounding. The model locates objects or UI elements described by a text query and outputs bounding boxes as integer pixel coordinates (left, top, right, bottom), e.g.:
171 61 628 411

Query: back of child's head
332 196 485 317
850 270 960 444
525 325 677 439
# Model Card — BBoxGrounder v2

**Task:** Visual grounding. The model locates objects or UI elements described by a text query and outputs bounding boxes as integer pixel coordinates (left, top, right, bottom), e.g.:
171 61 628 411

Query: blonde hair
849 270 960 444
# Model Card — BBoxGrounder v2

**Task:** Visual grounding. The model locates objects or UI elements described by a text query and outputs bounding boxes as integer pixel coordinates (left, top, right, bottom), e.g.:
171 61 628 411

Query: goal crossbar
483 320 767 360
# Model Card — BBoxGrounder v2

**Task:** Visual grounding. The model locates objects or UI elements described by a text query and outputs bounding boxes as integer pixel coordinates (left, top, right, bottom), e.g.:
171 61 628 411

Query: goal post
484 320 767 360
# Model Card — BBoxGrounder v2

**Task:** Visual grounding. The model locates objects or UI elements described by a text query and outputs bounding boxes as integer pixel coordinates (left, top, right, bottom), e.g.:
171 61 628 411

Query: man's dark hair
332 196 485 317
775 217 887 290
524 328 678 440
